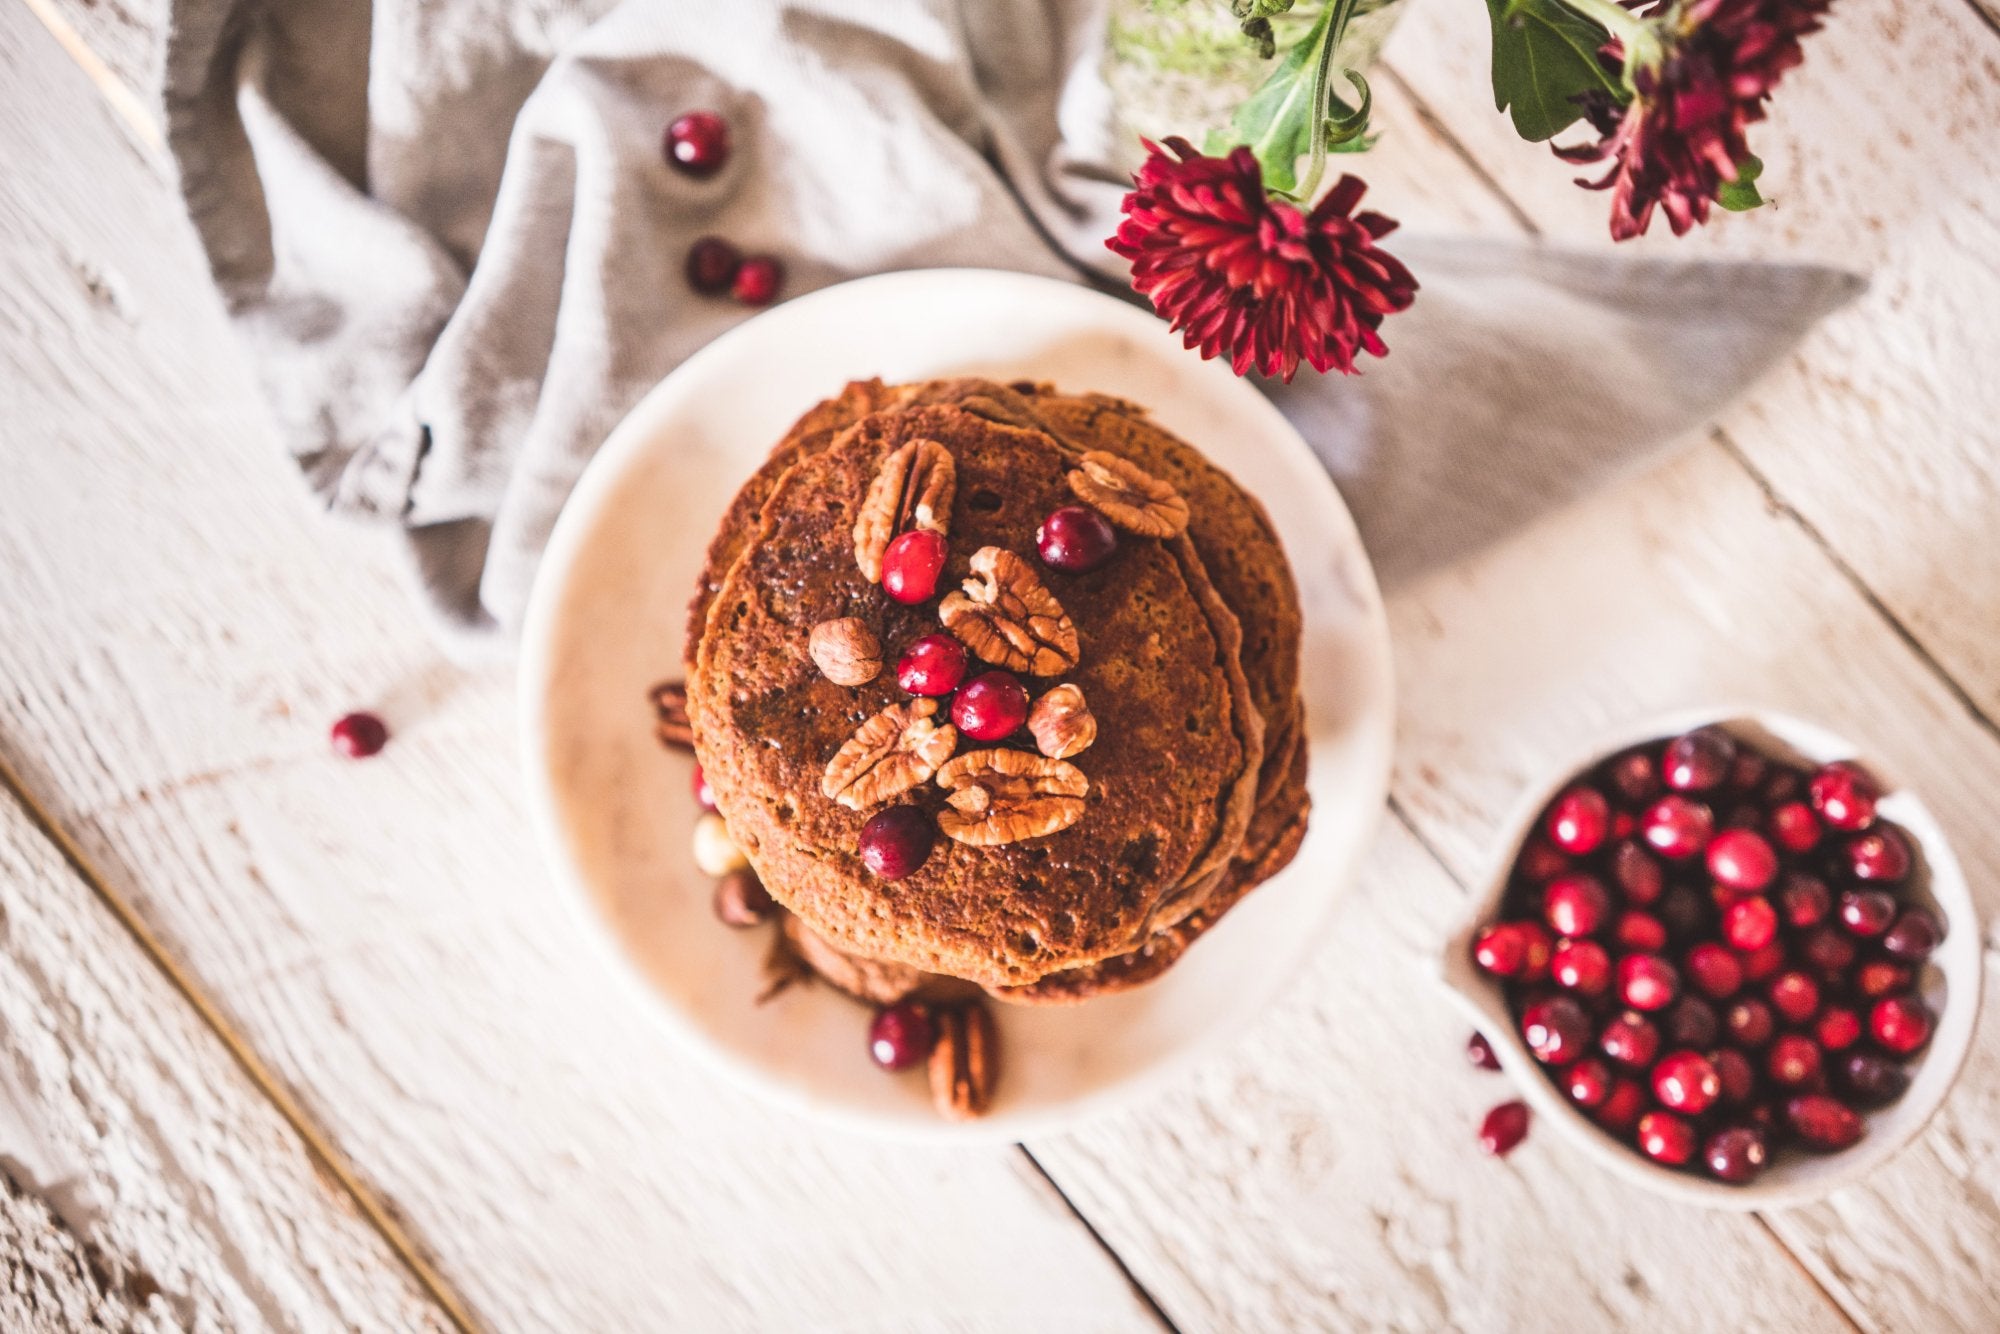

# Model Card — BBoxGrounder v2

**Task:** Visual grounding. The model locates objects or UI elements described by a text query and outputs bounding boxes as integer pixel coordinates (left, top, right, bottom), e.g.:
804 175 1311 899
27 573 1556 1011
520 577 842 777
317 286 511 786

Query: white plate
519 269 1394 1141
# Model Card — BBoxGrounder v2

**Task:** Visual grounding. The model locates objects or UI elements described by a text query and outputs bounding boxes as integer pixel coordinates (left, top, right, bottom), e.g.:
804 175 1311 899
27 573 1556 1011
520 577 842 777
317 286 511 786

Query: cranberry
1786 1093 1865 1151
1664 995 1720 1048
1609 840 1665 904
683 236 742 294
1724 998 1776 1048
1618 954 1680 1011
1521 996 1592 1064
952 671 1030 742
1612 810 1639 840
1797 925 1858 977
665 110 730 176
1846 827 1913 883
1599 1010 1661 1068
1596 1078 1648 1132
1777 872 1831 928
1544 874 1612 938
1551 939 1613 996
1637 1111 1697 1166
732 255 785 307
1565 1057 1613 1108
1839 1051 1911 1107
1710 1048 1756 1104
1652 1050 1721 1114
1720 802 1762 831
1706 829 1778 893
1738 940 1786 982
1768 970 1821 1025
1684 943 1743 999
1838 888 1896 938
1473 921 1553 981
859 806 936 880
1035 505 1118 574
1767 1033 1823 1089
329 711 389 758
1882 906 1943 962
1663 727 1736 792
868 1002 934 1070
1606 750 1661 805
1642 796 1714 859
1479 1100 1531 1156
881 529 948 603
1768 801 1822 853
1612 910 1669 953
1855 959 1912 999
1816 1006 1863 1052
1467 1031 1501 1071
1547 787 1611 855
1721 896 1778 952
895 633 968 696
1869 994 1934 1055
691 763 718 811
1809 760 1879 831
1515 838 1570 884
1656 885 1710 941
1705 1126 1770 1183
1727 750 1768 792
1763 767 1807 804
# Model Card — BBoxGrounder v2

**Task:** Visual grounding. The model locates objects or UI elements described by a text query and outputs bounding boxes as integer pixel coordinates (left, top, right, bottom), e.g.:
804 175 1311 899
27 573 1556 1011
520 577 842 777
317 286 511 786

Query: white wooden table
4 0 1998 1327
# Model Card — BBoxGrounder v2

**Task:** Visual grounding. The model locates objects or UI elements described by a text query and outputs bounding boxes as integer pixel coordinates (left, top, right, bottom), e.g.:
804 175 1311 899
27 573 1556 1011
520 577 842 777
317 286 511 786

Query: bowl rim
1436 705 1982 1209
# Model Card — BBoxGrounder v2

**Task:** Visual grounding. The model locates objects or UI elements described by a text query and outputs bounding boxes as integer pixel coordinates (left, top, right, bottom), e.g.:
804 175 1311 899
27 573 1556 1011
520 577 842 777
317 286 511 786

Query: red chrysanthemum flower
1559 0 1833 240
1107 137 1417 381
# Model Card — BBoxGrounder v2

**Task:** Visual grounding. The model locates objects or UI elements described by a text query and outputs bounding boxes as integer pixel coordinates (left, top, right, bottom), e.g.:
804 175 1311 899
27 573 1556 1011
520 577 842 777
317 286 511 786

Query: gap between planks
1017 1147 1183 1333
0 747 480 1334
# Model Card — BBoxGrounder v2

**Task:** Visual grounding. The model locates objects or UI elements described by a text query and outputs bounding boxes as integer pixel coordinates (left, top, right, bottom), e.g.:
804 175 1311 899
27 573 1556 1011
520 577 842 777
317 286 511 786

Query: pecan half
938 547 1080 676
821 699 958 810
649 680 693 750
808 617 882 686
1067 451 1190 538
935 748 1088 846
929 1002 999 1120
1027 683 1096 759
853 439 956 582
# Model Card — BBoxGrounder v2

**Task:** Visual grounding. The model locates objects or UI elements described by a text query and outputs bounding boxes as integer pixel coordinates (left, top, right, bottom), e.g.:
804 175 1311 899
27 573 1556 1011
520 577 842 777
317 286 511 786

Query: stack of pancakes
685 378 1307 1003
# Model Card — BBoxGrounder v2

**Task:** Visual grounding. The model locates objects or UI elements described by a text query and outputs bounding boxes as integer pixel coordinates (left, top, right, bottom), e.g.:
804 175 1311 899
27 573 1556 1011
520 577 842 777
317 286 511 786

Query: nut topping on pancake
821 699 958 810
1067 450 1190 538
1027 684 1096 759
808 617 883 686
935 748 1088 846
938 547 1080 676
853 438 955 582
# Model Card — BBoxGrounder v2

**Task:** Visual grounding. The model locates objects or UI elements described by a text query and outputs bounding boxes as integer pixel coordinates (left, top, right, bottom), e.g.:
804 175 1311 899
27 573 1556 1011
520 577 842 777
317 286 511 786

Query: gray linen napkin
162 0 1861 654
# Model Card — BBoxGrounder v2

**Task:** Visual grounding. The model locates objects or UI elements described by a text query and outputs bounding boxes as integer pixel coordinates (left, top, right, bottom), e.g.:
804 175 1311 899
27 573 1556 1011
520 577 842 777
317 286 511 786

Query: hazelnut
808 617 882 686
693 812 749 876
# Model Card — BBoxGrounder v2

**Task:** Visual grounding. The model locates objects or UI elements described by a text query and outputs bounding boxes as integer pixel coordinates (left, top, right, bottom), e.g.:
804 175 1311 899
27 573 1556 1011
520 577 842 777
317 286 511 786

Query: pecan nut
929 1002 999 1120
712 868 775 928
649 680 693 750
1067 451 1190 538
822 699 958 810
854 439 956 582
938 547 1080 676
1027 683 1096 759
808 617 882 686
935 748 1088 846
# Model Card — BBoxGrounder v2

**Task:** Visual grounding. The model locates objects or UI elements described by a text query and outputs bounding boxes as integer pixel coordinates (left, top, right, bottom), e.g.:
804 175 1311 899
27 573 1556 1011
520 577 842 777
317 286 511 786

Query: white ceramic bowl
1439 708 1980 1208
518 269 1395 1141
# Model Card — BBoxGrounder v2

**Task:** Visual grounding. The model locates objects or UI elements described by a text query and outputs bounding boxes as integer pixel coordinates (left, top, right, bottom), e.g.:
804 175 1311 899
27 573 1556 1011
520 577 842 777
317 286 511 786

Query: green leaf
1716 154 1765 212
1223 3 1337 194
1485 0 1622 142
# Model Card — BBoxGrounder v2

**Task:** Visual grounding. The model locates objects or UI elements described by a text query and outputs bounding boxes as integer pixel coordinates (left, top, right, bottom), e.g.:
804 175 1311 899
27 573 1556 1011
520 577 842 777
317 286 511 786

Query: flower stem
1294 0 1362 202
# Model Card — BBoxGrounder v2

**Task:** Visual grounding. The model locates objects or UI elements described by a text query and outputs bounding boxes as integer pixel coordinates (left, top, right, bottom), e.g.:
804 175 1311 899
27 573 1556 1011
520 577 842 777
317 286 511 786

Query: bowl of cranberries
1443 711 1979 1206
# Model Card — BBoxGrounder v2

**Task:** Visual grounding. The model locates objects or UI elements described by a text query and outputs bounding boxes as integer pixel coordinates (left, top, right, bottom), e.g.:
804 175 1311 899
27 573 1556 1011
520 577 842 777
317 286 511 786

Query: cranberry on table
1846 827 1913 883
1612 909 1668 953
1652 1050 1721 1115
1777 872 1831 927
1767 970 1821 1025
1596 1078 1648 1132
1663 727 1736 792
1544 873 1612 938
1766 1034 1823 1089
1724 997 1776 1048
1710 1047 1756 1104
1870 994 1934 1055
1837 888 1896 938
664 109 730 176
1638 1111 1697 1165
684 236 741 294
1721 896 1778 952
1617 953 1679 1011
1684 943 1742 999
1035 505 1119 574
1809 760 1879 831
732 255 785 307
1551 939 1612 996
895 633 968 696
1521 996 1592 1064
1599 1010 1661 1068
1664 995 1720 1048
1479 1100 1531 1156
952 671 1030 742
1787 1093 1865 1151
881 529 948 603
1768 801 1821 853
1855 959 1912 999
1815 1006 1863 1052
1706 828 1778 893
1565 1057 1612 1108
859 806 936 880
1546 786 1611 855
1609 840 1664 904
1882 906 1943 961
868 1002 935 1071
1705 1127 1770 1183
1473 921 1553 981
1839 1051 1911 1106
329 710 389 758
1467 1031 1501 1071
691 762 718 811
1642 795 1714 859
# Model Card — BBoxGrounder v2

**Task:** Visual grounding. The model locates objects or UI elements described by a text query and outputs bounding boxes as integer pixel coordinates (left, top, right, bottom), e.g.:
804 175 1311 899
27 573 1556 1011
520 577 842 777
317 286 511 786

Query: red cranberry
1684 943 1743 999
691 763 718 811
868 1002 934 1070
1612 810 1638 839
1521 996 1592 1064
881 529 948 603
1727 750 1769 792
1838 888 1896 938
1565 1057 1613 1108
895 633 968 696
1777 872 1831 928
1618 954 1679 1011
1656 885 1710 941
1846 827 1912 884
1652 1050 1721 1114
1664 727 1736 792
1612 910 1669 953
1473 922 1553 981
1035 505 1118 574
1642 796 1714 859
1609 841 1665 905
1710 1047 1756 1104
1720 802 1762 831
1606 750 1661 805
1767 1033 1823 1089
1664 995 1720 1048
859 806 936 880
1870 994 1934 1055
1597 1079 1648 1132
1706 829 1778 893
1797 925 1858 977
732 255 785 307
952 671 1030 742
1467 1031 1501 1071
1544 874 1612 938
1705 1126 1770 1183
1839 1051 1911 1107
1724 997 1776 1048
1856 959 1912 999
1515 838 1570 884
1720 896 1777 953
1816 1006 1863 1052
329 711 389 758
1599 1011 1661 1068
1768 801 1822 853
1637 1111 1697 1165
1786 1093 1864 1151
1764 767 1807 804
1479 1100 1531 1156
665 111 730 175
1768 970 1821 1025
1882 907 1943 962
1737 940 1785 982
1810 761 1879 831
684 236 742 294
1551 939 1613 996
1546 787 1610 855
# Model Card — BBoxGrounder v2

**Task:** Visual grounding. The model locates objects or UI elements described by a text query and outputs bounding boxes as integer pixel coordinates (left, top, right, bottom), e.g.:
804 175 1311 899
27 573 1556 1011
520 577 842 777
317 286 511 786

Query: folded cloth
162 0 1861 654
